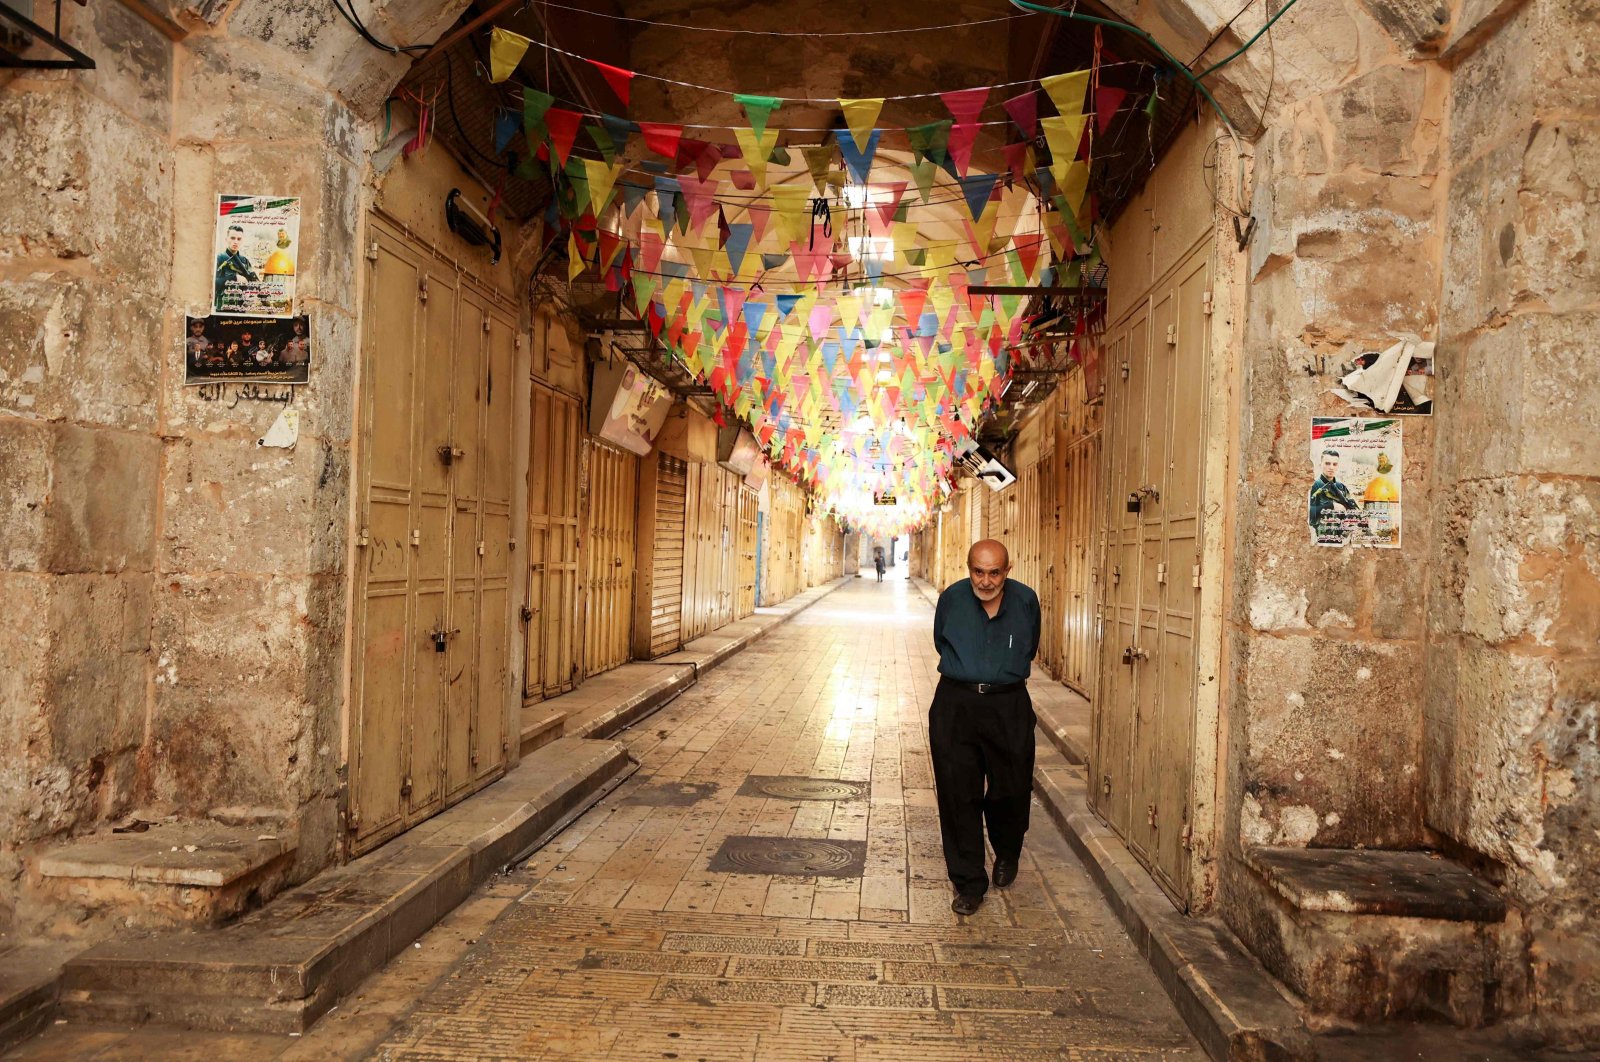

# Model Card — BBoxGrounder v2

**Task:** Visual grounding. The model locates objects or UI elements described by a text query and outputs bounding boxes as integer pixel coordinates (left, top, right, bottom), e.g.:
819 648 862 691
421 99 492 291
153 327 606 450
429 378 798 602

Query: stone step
1238 845 1511 1026
518 705 567 757
58 736 634 1034
0 945 60 1055
31 820 297 933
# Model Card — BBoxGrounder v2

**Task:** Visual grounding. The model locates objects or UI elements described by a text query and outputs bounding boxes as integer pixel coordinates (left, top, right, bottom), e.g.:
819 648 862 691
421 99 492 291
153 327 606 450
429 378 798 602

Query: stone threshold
1031 751 1315 1061
54 736 634 1036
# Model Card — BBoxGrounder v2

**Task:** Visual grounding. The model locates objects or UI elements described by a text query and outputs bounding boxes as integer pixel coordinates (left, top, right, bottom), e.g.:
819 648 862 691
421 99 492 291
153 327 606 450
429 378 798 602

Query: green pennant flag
803 144 836 195
586 123 617 164
906 120 952 164
523 88 554 142
734 94 783 139
910 156 939 202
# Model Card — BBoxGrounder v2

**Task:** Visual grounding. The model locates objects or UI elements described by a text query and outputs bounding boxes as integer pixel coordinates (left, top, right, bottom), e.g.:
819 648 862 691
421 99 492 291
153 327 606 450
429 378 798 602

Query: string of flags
481 27 1121 536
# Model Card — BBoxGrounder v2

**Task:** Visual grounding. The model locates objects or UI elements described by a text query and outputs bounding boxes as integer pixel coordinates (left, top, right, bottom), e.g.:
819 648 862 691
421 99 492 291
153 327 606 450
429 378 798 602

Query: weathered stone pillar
1426 0 1600 1037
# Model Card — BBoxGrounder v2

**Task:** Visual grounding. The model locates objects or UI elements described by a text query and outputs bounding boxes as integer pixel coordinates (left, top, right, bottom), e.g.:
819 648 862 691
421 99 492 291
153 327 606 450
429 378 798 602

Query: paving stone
661 933 805 956
816 982 935 1008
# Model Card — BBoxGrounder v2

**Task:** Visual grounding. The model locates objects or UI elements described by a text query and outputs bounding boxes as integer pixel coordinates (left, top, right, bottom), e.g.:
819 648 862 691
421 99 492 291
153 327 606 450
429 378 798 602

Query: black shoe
951 893 984 916
992 859 1018 888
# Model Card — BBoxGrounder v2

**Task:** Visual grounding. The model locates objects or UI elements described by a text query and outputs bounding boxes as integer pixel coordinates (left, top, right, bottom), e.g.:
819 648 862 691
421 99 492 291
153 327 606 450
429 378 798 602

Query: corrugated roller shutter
650 455 688 657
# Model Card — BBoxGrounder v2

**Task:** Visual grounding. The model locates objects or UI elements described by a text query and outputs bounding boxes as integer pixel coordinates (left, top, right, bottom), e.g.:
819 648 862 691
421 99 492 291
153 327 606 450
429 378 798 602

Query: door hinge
346 812 360 833
418 278 428 302
1111 565 1121 586
401 776 413 797
1102 775 1112 797
1165 323 1177 346
477 541 486 556
482 317 492 333
410 528 421 546
1147 803 1158 828
520 604 534 622
1202 290 1214 316
1120 361 1129 381
1181 823 1194 850
1192 563 1202 589
365 241 379 262
357 526 370 547
1157 562 1168 585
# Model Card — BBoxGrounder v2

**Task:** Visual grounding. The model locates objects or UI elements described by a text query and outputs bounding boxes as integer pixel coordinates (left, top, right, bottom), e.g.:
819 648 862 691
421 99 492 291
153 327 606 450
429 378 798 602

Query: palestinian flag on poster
218 196 299 217
1311 418 1395 440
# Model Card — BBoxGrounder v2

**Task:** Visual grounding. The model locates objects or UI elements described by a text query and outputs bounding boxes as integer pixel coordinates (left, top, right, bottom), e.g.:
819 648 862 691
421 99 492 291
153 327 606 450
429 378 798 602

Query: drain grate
736 776 868 801
707 836 867 878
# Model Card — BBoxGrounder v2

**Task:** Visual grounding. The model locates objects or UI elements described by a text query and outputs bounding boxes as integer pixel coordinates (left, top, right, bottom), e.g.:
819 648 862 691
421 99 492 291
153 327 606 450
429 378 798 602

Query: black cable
443 51 516 171
331 0 432 54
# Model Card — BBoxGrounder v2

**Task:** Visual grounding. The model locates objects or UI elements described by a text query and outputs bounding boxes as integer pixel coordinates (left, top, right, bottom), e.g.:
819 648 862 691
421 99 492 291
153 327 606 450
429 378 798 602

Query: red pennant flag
1002 90 1039 137
1002 141 1031 186
1095 86 1129 134
589 60 635 108
941 86 989 125
638 122 683 160
747 203 771 245
1013 234 1044 279
898 288 927 324
947 123 979 176
545 108 582 168
872 182 907 231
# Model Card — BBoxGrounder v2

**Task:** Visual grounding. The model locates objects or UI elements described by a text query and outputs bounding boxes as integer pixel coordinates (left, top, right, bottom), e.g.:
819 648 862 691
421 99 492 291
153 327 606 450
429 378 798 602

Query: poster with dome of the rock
1308 418 1402 548
211 194 300 317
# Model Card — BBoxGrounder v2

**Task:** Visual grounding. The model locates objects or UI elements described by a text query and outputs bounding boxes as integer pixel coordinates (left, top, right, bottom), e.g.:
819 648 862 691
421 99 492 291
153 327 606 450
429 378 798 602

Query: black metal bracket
0 1 96 70
1233 214 1258 251
444 188 502 264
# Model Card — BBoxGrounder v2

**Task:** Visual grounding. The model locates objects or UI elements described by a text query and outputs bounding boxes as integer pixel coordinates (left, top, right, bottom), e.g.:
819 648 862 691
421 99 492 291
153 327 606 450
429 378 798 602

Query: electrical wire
330 0 431 54
530 1 1032 37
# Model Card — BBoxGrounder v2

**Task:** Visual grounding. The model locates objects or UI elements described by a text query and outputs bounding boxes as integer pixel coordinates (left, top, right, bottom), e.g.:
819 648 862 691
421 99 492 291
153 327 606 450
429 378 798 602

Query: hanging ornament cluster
486 28 1124 535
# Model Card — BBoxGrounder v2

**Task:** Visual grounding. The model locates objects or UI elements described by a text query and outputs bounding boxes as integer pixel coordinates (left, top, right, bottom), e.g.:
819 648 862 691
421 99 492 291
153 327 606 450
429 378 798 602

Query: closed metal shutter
650 455 688 656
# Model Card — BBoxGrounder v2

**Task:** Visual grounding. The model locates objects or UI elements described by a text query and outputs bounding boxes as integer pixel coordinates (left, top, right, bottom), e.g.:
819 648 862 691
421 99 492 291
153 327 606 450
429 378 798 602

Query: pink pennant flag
589 59 635 107
947 122 979 176
747 203 771 245
1002 141 1032 186
808 301 834 339
1095 86 1129 134
677 173 721 232
941 86 989 125
1002 90 1039 137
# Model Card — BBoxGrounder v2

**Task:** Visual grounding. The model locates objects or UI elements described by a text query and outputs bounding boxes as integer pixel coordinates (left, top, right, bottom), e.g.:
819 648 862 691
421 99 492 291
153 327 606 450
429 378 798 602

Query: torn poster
212 194 300 316
1331 339 1434 415
185 314 311 384
1309 417 1402 548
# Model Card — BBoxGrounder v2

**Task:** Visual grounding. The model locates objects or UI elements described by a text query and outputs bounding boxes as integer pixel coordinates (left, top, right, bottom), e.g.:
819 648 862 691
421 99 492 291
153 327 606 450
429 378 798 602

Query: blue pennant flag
724 223 754 275
958 173 1000 221
760 252 790 271
837 129 881 184
654 176 681 232
775 293 804 318
621 181 649 215
494 109 520 154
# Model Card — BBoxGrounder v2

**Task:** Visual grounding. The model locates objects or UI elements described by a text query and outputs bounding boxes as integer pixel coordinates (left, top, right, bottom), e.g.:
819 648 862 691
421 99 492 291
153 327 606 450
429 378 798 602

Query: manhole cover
736 775 868 801
707 836 867 877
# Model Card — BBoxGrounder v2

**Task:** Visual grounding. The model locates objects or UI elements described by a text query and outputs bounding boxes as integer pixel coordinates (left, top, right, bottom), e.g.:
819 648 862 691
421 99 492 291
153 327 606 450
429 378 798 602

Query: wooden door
649 455 688 655
583 439 638 677
717 470 739 627
1060 375 1103 696
525 382 581 701
350 217 513 855
1090 246 1210 910
736 487 758 618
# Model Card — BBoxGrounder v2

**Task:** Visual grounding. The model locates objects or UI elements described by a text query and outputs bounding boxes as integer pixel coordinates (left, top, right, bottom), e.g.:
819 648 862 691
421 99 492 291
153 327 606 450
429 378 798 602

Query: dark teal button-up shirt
933 578 1041 685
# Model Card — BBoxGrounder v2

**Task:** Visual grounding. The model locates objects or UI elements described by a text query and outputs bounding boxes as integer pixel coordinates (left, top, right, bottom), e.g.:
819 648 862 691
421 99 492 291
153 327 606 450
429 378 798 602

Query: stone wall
1426 0 1600 1037
0 0 469 929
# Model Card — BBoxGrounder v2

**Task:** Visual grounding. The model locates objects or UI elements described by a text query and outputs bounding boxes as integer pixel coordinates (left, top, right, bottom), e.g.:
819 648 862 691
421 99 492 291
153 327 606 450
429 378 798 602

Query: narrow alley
14 577 1200 1060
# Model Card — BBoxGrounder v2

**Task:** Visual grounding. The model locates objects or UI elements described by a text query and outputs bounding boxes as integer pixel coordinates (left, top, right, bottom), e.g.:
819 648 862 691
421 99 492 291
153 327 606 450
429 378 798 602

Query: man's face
190 322 204 335
968 548 1009 602
227 230 243 252
1321 454 1339 478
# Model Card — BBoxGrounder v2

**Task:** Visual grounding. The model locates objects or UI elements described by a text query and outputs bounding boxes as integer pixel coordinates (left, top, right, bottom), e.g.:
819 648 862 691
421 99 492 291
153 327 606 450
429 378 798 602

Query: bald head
966 539 1010 603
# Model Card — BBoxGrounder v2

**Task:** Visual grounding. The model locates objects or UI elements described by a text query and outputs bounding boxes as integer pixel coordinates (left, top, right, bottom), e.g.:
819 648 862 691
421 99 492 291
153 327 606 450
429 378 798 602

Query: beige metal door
1091 245 1210 909
717 470 739 627
649 455 688 654
681 462 704 641
349 217 514 855
1060 375 1103 696
583 439 638 677
525 382 581 701
736 486 758 618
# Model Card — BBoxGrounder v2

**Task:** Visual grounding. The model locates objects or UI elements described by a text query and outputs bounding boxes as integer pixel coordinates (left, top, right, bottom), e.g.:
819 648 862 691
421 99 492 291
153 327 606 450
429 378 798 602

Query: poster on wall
184 314 312 384
212 194 300 317
1308 417 1402 548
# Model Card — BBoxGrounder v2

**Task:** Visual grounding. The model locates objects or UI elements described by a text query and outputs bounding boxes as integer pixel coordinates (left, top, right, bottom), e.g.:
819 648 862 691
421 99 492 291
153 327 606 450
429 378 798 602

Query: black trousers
928 678 1036 897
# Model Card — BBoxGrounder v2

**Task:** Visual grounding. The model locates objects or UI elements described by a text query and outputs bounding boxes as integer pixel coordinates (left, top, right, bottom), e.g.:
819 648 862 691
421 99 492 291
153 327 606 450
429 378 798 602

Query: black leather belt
944 678 1025 695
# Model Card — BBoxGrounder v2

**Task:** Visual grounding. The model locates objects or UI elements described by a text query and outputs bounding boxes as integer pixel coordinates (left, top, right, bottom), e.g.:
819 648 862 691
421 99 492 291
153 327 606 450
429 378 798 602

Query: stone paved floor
10 576 1199 1061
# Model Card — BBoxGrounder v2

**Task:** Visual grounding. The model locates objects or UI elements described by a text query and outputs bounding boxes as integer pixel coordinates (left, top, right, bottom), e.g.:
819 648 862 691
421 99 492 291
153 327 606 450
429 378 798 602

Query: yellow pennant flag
1057 160 1091 218
733 127 779 191
489 28 532 83
690 243 717 278
1041 113 1089 185
582 158 622 216
771 185 812 244
838 98 884 153
567 232 587 281
1039 70 1090 118
967 200 1000 257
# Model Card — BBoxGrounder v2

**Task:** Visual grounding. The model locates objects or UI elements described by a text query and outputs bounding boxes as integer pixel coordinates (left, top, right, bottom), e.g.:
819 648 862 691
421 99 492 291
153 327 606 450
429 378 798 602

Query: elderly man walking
930 539 1041 915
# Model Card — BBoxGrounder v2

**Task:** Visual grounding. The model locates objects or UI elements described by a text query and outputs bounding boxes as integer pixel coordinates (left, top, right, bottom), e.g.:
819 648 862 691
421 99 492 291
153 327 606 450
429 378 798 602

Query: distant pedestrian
873 547 886 582
929 539 1040 916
